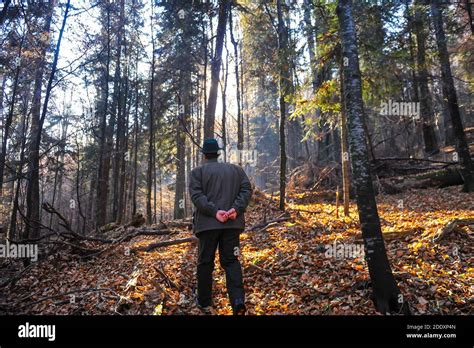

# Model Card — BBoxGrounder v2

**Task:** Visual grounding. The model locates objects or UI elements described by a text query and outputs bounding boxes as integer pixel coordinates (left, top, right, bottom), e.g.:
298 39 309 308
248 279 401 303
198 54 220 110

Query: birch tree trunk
174 70 190 220
339 63 350 217
337 0 409 314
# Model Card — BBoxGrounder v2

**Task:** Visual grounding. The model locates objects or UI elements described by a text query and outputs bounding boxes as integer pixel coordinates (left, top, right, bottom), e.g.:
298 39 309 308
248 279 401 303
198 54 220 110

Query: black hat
201 138 221 154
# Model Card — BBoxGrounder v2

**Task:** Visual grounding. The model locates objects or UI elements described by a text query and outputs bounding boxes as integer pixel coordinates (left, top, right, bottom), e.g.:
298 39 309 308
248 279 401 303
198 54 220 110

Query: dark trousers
196 228 245 308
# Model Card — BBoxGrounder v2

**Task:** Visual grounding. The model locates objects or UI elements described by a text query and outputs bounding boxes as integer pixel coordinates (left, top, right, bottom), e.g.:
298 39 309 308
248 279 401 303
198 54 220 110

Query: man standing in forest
189 138 252 315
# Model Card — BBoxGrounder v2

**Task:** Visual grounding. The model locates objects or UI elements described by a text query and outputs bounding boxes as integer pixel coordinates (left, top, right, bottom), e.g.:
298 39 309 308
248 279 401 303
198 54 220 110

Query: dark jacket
189 158 252 234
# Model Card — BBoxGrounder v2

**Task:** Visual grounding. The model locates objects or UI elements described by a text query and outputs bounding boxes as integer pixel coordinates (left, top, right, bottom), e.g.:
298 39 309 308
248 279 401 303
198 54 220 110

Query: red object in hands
216 210 229 223
226 208 237 220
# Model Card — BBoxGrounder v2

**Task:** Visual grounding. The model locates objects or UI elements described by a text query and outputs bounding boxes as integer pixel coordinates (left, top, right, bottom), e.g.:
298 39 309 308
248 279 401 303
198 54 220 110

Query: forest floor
0 186 472 315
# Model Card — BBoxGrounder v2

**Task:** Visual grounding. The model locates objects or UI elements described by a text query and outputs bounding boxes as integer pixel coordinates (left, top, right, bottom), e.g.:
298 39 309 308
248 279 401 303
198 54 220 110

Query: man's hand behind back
216 210 229 223
215 208 237 223
226 208 237 220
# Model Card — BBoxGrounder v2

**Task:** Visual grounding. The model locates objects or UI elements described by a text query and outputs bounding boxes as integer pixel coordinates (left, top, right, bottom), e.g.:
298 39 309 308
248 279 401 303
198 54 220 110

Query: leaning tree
337 0 410 314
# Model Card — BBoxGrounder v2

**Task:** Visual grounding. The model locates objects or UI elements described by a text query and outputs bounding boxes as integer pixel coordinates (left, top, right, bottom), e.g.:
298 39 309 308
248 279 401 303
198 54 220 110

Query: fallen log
354 228 424 242
42 240 102 256
98 222 120 233
11 228 171 247
245 217 292 232
433 218 474 243
382 229 422 241
374 157 457 165
134 237 198 252
117 229 171 243
10 225 174 260
414 167 464 187
162 220 192 228
379 167 464 194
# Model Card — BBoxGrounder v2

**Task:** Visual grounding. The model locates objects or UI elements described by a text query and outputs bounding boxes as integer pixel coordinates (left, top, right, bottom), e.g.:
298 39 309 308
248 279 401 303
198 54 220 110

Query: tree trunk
405 0 422 156
0 76 5 196
337 0 408 314
204 0 230 139
48 103 68 230
0 0 11 25
277 0 290 211
221 37 229 161
8 79 30 241
25 3 55 239
132 64 139 217
286 12 302 170
27 0 70 239
303 0 333 164
74 137 87 235
465 0 474 35
118 58 129 223
198 20 207 164
339 64 350 217
431 0 474 192
413 0 438 154
0 34 23 195
303 0 318 91
96 2 112 229
174 95 187 219
229 4 243 156
174 66 190 219
146 3 156 225
240 42 248 152
111 0 125 223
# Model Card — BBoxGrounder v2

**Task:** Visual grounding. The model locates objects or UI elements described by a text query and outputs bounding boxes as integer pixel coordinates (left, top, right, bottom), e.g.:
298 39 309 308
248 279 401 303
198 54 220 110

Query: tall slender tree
430 0 474 192
229 3 243 156
26 0 70 239
337 0 408 314
146 0 156 225
96 1 112 229
0 32 24 195
24 2 55 239
276 0 290 211
111 0 126 222
204 0 230 139
413 0 438 154
339 60 350 217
